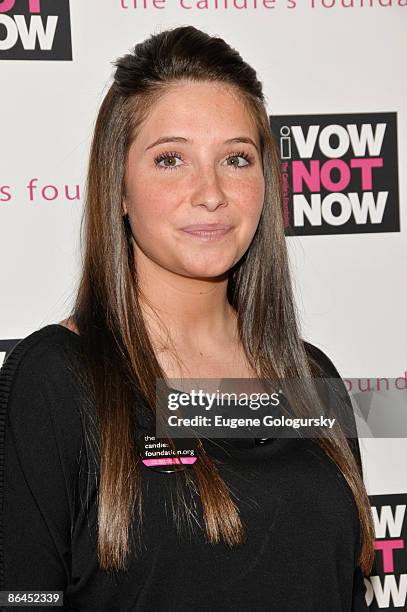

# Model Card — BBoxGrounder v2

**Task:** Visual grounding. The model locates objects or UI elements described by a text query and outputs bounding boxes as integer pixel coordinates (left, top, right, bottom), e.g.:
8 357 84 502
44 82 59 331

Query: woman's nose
190 166 228 210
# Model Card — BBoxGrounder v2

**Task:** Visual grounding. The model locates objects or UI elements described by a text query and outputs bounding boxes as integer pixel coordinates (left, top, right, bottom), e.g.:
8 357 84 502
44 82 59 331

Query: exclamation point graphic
280 126 291 159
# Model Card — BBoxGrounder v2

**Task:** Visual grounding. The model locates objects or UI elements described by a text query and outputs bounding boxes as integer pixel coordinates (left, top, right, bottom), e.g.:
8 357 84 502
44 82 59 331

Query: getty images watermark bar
154 376 407 439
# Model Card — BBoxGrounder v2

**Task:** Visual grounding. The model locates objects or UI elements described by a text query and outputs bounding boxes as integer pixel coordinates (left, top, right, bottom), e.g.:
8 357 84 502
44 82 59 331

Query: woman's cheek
237 189 264 217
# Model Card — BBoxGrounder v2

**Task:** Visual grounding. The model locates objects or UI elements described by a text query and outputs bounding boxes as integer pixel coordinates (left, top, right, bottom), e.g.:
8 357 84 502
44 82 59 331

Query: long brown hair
67 25 375 576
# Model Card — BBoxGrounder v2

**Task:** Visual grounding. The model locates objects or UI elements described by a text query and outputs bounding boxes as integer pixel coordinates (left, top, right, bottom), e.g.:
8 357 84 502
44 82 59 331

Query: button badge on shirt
136 432 199 474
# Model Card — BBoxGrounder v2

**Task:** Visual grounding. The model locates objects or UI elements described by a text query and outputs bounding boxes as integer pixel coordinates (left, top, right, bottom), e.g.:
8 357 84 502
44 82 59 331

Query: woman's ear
122 198 128 216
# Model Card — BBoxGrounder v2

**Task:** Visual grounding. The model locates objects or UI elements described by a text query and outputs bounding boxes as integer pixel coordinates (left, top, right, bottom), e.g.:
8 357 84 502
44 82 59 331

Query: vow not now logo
270 112 400 236
366 493 407 610
0 0 72 60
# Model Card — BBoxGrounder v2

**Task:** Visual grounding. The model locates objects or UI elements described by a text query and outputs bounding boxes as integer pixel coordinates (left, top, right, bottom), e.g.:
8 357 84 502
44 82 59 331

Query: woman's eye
154 153 183 170
225 153 252 168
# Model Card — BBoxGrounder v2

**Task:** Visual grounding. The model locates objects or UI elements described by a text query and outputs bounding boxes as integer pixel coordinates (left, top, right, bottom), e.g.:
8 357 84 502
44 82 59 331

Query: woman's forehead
131 84 258 149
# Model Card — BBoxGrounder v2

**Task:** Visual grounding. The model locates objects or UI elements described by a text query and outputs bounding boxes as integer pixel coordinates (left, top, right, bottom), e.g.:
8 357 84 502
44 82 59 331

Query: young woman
0 25 374 611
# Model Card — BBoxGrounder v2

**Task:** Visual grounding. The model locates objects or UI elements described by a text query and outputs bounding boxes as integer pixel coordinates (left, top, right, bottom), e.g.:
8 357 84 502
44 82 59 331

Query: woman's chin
179 260 233 280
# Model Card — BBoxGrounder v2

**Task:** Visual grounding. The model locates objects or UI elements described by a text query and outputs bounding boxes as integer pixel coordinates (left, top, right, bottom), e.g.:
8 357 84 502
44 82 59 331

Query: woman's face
123 80 265 279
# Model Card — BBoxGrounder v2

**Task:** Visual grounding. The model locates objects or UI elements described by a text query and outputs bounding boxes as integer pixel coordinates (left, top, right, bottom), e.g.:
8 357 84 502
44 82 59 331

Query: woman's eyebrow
144 135 259 153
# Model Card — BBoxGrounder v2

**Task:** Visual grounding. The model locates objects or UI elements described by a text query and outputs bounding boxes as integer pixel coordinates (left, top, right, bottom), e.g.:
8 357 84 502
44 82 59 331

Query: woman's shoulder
0 322 85 431
1 321 81 374
302 338 342 378
302 338 363 476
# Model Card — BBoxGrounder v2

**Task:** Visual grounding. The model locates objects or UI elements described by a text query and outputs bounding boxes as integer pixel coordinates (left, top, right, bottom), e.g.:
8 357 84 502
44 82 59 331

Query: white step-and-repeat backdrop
1 1 405 608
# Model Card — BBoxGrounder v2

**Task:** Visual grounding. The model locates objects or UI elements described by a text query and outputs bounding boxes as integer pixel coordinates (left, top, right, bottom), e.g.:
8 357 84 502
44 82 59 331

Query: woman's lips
180 224 233 241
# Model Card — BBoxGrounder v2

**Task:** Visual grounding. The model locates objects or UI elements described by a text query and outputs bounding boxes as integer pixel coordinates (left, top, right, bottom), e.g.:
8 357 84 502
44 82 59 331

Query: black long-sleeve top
0 324 369 611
